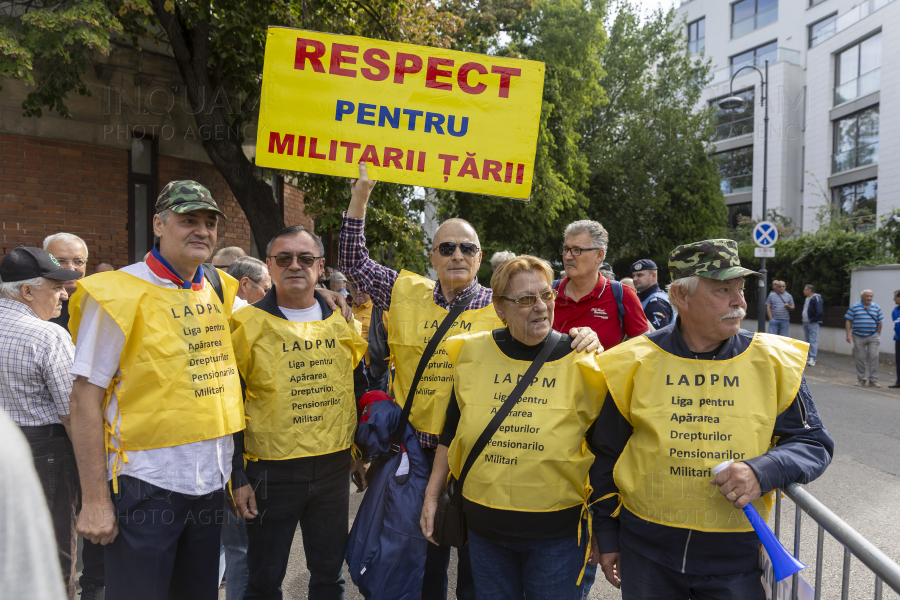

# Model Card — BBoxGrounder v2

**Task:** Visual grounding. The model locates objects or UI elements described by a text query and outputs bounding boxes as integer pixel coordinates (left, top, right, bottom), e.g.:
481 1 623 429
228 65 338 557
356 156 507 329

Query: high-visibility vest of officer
591 239 834 594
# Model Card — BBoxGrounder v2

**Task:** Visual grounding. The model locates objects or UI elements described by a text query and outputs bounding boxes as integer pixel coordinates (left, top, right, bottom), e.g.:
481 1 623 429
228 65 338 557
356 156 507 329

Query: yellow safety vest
230 306 368 460
444 331 607 512
388 271 504 435
598 333 808 532
353 300 373 366
69 270 245 455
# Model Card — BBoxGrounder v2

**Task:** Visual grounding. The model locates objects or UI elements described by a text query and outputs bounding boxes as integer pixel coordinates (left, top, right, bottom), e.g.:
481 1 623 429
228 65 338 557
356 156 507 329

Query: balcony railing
835 0 892 34
832 142 878 173
710 48 801 86
834 68 880 105
713 116 754 141
688 38 705 54
731 5 778 39
720 175 752 195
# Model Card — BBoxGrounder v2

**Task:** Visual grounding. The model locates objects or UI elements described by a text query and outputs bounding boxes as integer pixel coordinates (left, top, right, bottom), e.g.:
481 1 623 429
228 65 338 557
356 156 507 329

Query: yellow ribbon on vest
230 307 367 460
388 271 504 435
445 331 608 512
597 333 808 533
69 270 245 492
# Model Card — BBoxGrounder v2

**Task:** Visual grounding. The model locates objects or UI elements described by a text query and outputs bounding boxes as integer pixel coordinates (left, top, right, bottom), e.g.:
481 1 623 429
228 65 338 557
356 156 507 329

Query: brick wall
0 133 130 270
1 133 315 268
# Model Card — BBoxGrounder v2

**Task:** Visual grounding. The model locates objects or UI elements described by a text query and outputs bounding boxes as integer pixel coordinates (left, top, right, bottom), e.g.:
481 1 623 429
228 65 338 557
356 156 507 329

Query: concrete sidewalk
807 348 900 389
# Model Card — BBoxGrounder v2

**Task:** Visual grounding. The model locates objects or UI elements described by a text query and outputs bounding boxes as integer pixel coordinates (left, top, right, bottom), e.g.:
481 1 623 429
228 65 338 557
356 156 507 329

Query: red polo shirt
553 275 650 350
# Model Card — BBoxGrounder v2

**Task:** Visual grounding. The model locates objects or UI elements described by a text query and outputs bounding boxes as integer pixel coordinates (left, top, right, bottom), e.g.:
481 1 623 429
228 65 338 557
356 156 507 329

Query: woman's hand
569 327 604 354
420 494 440 545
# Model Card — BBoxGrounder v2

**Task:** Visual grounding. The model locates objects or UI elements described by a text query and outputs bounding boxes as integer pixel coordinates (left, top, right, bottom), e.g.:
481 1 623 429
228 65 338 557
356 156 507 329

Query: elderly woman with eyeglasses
420 255 610 600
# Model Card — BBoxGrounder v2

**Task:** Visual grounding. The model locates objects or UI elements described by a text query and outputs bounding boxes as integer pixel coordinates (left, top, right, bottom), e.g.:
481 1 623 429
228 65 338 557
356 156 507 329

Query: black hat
630 259 658 273
0 247 83 282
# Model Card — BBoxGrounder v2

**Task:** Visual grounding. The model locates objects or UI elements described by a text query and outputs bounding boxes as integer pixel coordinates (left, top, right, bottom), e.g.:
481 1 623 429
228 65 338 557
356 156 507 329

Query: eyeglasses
56 258 87 268
434 242 480 258
499 289 557 307
560 245 602 257
250 279 271 293
267 254 323 268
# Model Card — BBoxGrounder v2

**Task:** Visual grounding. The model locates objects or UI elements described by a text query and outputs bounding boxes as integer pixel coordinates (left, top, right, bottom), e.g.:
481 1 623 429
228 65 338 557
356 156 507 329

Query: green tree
439 0 607 276
584 1 726 276
0 0 461 258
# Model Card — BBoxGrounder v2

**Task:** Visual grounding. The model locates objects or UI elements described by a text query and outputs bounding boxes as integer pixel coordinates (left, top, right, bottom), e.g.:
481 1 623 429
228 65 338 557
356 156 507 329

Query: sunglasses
499 289 557 308
267 254 322 268
434 242 480 258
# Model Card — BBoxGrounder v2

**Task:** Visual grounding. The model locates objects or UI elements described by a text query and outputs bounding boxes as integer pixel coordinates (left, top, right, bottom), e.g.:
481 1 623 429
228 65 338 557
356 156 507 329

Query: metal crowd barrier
769 482 900 599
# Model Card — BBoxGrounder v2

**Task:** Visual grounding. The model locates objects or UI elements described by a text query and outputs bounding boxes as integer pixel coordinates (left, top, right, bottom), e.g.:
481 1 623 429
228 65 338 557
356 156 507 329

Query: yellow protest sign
257 28 545 199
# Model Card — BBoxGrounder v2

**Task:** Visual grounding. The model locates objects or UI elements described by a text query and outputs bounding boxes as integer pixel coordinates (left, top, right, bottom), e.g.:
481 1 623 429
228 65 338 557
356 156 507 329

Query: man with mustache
590 239 834 599
0 247 82 598
67 181 246 600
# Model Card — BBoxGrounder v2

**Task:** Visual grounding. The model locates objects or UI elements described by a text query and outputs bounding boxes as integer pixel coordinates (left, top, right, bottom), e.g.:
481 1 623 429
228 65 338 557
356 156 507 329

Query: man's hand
77 498 118 545
347 162 378 218
351 458 370 492
228 484 258 520
420 494 440 545
320 289 353 321
588 536 600 564
710 461 762 509
847 333 853 344
599 552 621 589
569 327 604 354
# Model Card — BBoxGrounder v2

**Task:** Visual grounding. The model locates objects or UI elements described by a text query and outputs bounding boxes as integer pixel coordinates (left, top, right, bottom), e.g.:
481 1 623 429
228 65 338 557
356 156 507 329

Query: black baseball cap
0 247 83 282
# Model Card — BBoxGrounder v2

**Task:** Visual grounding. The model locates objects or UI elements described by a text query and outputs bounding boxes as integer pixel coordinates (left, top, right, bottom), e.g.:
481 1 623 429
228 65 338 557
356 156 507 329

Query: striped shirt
765 291 794 320
0 298 75 426
845 301 883 337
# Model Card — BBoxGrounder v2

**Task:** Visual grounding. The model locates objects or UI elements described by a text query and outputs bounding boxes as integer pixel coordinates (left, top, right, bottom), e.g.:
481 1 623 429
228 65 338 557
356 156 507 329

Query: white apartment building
676 0 896 233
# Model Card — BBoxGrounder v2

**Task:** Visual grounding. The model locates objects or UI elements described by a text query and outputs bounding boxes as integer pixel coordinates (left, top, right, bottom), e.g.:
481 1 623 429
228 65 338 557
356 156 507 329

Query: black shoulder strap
387 290 477 453
453 330 561 496
202 263 225 304
611 280 626 341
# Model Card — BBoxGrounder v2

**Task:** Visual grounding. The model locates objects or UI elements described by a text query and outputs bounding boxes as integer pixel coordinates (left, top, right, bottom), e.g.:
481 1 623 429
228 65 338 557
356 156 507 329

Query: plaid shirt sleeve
338 212 398 311
40 331 75 418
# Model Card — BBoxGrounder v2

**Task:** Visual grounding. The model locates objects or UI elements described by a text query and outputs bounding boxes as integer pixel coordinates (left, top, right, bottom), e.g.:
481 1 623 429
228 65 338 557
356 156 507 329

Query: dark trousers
104 476 225 600
28 434 80 600
244 467 349 600
421 448 475 600
79 539 105 590
620 543 765 600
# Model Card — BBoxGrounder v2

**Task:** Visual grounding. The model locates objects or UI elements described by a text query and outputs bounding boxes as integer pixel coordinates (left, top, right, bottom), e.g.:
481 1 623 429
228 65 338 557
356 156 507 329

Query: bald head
434 218 480 247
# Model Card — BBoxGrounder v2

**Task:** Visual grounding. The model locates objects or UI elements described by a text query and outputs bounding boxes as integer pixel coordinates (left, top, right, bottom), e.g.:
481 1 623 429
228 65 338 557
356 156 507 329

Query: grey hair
563 220 608 251
0 277 45 299
266 225 325 257
212 246 247 266
43 232 88 256
331 270 347 282
226 256 267 285
490 250 516 270
157 208 173 224
666 275 700 311
862 289 874 296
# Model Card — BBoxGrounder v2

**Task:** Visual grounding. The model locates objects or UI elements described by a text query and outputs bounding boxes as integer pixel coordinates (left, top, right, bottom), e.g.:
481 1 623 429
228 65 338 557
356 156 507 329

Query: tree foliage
584 1 726 274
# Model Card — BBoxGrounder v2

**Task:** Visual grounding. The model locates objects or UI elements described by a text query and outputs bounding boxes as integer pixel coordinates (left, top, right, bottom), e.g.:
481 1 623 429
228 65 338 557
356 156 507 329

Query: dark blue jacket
231 286 368 487
637 283 674 329
805 293 824 324
589 321 834 576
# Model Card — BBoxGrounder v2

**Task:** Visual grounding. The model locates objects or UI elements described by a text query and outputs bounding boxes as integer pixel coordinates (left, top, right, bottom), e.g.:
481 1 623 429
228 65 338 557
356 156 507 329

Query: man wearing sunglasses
340 163 601 600
229 225 369 600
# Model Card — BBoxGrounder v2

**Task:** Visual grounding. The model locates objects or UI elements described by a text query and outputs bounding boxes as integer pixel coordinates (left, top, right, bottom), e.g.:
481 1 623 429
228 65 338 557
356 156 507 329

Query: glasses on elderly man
559 245 602 257
499 289 557 308
267 253 322 268
56 258 87 268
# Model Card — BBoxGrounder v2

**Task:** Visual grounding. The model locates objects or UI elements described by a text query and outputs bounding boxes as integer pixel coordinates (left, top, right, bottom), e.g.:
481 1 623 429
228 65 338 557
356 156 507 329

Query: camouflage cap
155 180 227 220
668 239 760 281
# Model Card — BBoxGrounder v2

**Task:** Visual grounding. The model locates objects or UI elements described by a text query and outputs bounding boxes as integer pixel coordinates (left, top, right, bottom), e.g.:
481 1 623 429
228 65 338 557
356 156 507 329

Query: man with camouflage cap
67 180 245 600
587 239 834 599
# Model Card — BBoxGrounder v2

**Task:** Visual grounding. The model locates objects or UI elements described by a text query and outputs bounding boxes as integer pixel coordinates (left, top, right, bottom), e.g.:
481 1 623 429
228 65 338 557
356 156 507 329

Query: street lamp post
719 60 769 334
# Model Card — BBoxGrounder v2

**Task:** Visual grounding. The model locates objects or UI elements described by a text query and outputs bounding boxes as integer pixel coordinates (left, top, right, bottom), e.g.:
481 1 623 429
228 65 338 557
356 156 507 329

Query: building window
714 146 753 194
688 18 705 54
833 106 878 173
809 13 837 48
833 178 877 231
128 135 157 263
730 40 777 76
732 0 778 38
835 32 881 105
728 202 753 229
810 0 827 5
710 88 755 141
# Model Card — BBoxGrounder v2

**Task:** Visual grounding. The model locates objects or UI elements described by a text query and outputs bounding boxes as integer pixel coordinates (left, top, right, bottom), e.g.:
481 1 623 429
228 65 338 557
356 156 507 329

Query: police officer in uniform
68 181 245 600
592 240 834 599
630 259 674 329
229 225 368 600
